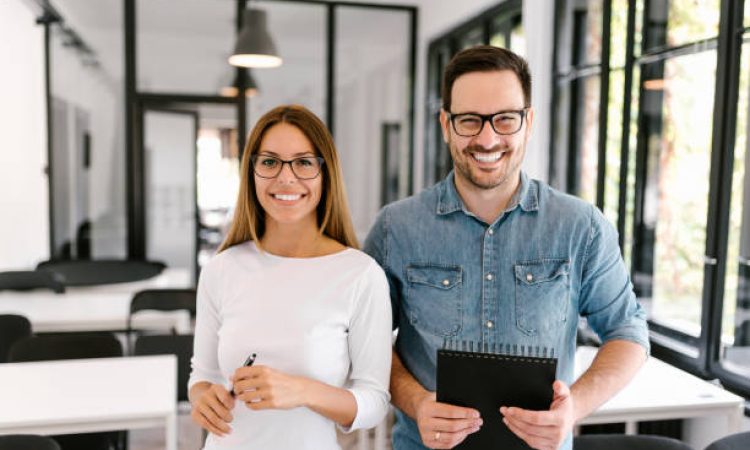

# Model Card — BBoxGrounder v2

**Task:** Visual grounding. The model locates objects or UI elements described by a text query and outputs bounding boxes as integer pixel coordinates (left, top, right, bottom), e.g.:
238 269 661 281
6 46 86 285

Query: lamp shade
229 8 282 68
220 70 259 98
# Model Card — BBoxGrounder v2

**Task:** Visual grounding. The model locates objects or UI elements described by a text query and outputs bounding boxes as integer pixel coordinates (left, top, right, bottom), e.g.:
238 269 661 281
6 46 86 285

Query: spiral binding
441 338 556 359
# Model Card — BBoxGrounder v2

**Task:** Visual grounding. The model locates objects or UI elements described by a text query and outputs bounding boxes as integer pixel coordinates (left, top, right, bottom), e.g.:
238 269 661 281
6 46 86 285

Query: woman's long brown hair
218 105 359 253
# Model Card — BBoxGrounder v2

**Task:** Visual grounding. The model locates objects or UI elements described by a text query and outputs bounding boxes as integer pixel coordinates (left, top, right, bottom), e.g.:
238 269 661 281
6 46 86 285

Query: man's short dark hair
442 45 531 112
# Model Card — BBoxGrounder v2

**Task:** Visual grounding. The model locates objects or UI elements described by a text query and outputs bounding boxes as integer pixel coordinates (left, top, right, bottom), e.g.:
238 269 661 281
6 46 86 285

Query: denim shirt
363 171 649 450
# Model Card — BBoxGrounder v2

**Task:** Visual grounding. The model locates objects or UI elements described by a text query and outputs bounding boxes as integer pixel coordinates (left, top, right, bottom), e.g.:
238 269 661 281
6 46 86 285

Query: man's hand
414 392 483 449
500 380 575 450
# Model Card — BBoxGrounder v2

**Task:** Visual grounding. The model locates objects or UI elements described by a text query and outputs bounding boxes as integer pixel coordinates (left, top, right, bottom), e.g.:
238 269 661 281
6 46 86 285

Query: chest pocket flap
406 265 462 289
514 259 570 285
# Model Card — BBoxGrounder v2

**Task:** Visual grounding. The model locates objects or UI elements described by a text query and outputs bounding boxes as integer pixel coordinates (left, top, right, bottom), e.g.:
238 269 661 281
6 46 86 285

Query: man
363 45 649 450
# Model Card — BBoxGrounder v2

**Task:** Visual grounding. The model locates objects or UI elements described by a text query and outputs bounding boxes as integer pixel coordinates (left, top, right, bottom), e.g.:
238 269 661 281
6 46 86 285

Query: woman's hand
232 365 311 410
190 382 235 436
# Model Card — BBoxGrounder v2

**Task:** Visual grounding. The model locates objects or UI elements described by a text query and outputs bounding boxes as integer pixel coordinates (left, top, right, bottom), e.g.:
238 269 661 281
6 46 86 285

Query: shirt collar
436 170 539 216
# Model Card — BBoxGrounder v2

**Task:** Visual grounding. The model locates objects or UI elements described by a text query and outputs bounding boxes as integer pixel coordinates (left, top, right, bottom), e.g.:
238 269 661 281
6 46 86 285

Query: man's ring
435 431 441 441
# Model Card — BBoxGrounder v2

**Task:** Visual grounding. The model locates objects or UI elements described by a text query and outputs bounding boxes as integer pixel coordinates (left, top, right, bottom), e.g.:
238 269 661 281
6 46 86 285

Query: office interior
1 0 750 449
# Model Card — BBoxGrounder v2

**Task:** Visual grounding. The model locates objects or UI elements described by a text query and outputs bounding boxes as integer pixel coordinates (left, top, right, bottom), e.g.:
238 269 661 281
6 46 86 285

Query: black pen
230 353 256 397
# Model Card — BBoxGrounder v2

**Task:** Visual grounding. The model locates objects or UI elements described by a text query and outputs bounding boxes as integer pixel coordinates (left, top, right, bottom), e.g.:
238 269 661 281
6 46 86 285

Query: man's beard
450 140 523 190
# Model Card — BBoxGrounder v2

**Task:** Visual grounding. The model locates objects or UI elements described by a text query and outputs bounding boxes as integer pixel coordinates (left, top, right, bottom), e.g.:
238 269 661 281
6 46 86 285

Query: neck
454 171 522 224
260 216 324 257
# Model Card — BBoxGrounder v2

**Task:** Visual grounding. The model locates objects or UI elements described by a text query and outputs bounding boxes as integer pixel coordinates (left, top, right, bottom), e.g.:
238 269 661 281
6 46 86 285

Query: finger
213 386 235 410
553 380 570 399
432 401 481 419
198 408 231 435
427 416 483 433
503 414 554 440
207 394 233 422
503 417 553 450
501 406 558 427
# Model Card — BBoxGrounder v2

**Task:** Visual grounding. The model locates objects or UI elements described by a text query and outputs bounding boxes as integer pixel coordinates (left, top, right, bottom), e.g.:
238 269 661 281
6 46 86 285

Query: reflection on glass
575 76 600 205
721 41 750 377
610 0 628 69
642 0 719 54
634 51 716 336
335 6 411 236
459 26 484 49
604 70 624 225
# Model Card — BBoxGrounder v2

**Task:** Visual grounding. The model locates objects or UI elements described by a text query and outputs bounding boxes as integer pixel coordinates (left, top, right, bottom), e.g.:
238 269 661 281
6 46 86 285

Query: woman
188 105 392 449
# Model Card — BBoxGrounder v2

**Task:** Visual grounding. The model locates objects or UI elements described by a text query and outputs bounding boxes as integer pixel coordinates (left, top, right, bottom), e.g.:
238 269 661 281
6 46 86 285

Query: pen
230 353 256 397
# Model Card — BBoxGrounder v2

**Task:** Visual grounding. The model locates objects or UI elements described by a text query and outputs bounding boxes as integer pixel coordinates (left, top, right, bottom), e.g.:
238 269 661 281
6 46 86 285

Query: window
552 0 750 397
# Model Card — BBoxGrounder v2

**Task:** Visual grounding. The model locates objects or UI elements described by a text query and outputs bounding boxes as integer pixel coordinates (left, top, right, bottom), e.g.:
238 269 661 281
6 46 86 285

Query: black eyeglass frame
250 155 326 180
447 108 529 137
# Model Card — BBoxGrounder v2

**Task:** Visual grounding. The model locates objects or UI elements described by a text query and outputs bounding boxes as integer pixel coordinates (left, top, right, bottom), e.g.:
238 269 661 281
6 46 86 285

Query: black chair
704 431 750 450
574 434 695 450
36 259 165 286
0 270 65 293
134 334 194 402
0 314 32 363
8 334 124 450
127 288 196 336
0 435 61 450
8 333 123 363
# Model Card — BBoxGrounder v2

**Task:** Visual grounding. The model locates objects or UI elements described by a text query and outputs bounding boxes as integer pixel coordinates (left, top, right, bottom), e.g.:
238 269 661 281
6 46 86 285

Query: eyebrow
257 151 316 157
451 108 526 115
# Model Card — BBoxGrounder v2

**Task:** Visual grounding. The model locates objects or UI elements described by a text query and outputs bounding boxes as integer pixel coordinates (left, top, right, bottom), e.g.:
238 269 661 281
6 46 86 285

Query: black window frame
552 0 750 399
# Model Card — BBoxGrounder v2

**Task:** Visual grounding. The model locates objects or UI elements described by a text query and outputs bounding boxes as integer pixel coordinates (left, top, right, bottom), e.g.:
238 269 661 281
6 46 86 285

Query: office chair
574 434 695 450
134 334 194 402
127 288 196 351
704 431 750 450
36 259 165 286
7 333 124 450
0 314 32 363
7 333 123 362
0 270 65 293
0 434 61 450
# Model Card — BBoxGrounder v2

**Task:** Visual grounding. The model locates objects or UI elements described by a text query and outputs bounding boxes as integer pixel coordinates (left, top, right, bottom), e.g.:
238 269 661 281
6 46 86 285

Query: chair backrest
36 259 165 286
134 334 194 402
0 315 32 363
704 431 750 450
8 333 123 362
0 434 61 450
574 434 695 450
129 288 197 319
0 270 65 293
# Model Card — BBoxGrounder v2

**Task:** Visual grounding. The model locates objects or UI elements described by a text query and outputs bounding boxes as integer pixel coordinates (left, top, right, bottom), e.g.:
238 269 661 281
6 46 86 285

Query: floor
129 405 394 450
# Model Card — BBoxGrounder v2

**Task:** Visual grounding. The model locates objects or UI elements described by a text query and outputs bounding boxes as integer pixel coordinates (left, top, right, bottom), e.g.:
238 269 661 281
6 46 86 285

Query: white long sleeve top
188 241 392 450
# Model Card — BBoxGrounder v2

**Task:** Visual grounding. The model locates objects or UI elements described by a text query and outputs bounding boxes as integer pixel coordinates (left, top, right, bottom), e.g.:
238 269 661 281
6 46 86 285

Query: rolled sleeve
338 261 393 432
579 207 650 352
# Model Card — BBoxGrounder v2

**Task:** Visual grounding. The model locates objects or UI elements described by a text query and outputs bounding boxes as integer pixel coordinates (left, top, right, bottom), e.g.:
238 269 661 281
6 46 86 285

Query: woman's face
253 122 323 229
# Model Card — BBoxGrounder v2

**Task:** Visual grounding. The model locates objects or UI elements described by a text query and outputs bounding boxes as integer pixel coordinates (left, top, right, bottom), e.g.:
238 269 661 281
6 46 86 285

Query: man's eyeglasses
251 155 325 180
447 109 528 137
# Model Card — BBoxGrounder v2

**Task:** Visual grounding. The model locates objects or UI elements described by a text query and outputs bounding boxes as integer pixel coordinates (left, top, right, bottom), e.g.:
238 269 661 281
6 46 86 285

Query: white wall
0 0 49 270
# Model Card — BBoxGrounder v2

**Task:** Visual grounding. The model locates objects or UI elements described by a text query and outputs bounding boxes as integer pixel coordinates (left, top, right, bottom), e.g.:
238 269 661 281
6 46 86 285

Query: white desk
576 346 745 447
0 268 193 333
0 355 178 450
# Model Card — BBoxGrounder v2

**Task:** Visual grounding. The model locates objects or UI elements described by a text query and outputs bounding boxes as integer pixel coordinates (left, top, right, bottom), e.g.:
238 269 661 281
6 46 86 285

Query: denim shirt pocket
405 264 463 337
514 259 571 336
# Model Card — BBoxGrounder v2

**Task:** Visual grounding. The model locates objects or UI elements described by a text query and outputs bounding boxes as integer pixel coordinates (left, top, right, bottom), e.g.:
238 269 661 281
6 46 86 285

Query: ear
439 109 451 144
523 107 535 141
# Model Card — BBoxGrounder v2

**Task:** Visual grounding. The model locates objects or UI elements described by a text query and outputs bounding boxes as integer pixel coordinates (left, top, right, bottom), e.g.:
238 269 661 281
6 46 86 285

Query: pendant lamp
220 70 259 98
229 8 282 68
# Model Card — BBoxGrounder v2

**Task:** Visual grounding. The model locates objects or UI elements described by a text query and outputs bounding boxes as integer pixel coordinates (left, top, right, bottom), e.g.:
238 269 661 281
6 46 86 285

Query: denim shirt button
488 228 494 235
526 273 533 282
486 273 493 281
442 279 450 286
486 320 494 328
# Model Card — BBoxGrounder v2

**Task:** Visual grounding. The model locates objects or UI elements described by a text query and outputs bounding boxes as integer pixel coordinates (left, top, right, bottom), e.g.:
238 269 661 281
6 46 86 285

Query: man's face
440 70 533 191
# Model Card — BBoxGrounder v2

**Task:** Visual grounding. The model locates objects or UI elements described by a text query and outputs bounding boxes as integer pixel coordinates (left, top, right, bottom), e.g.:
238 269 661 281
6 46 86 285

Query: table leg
625 421 637 435
166 412 178 450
